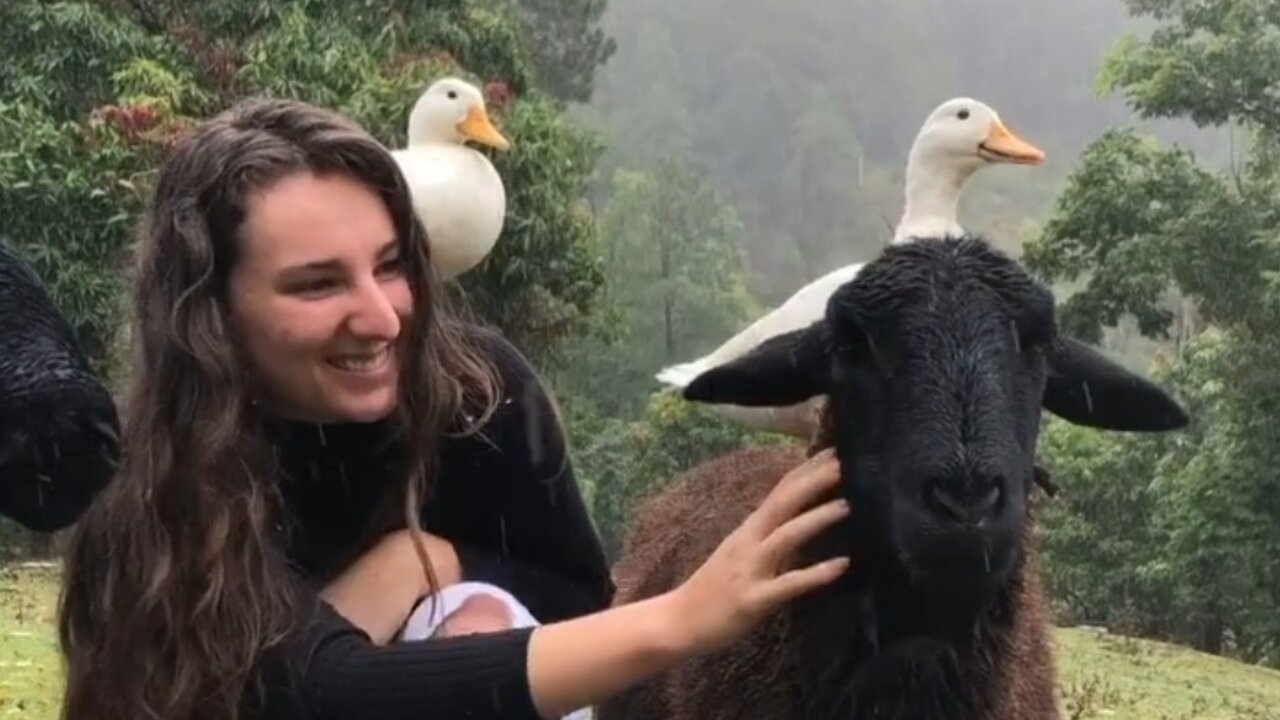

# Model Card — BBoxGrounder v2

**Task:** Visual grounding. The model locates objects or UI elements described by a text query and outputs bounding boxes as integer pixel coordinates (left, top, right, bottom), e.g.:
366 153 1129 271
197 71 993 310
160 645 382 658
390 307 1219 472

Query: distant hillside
580 0 1236 304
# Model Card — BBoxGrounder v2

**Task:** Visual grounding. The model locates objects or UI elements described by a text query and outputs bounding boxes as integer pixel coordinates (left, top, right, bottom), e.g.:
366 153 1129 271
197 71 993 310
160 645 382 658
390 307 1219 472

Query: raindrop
309 461 321 483
51 441 61 462
316 425 327 446
499 516 510 557
1082 381 1094 414
524 390 545 467
338 463 350 495
93 417 119 444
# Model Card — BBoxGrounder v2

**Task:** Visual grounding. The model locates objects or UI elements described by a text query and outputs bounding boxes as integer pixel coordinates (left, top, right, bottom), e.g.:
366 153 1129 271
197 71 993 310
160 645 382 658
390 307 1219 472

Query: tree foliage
1024 0 1280 665
0 0 609 377
564 389 783 559
552 157 757 418
499 0 617 104
1100 0 1280 132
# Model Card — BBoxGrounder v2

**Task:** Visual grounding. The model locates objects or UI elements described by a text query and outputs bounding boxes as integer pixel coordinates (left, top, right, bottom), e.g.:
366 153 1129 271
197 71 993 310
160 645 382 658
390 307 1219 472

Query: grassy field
1054 628 1280 719
3 563 1279 719
0 564 60 720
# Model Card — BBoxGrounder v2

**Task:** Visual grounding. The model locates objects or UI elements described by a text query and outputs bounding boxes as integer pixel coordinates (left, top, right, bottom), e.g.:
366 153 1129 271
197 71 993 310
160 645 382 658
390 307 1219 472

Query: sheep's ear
683 322 831 407
1042 337 1189 431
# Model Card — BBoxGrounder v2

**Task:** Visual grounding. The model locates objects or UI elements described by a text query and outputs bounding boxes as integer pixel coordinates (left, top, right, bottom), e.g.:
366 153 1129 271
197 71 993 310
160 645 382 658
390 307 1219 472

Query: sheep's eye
447 90 458 100
957 108 970 120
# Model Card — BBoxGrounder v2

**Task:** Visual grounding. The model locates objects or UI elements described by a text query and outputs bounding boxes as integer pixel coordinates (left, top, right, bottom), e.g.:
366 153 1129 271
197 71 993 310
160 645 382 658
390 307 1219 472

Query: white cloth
400 581 594 720
400 581 538 639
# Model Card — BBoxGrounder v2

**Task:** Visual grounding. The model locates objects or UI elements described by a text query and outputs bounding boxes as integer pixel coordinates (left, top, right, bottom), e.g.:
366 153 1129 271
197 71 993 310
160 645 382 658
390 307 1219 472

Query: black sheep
599 235 1189 720
0 240 120 532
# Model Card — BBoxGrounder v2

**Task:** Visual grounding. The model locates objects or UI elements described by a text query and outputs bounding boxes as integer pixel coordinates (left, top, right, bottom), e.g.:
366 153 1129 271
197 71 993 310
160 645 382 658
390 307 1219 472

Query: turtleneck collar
260 415 402 480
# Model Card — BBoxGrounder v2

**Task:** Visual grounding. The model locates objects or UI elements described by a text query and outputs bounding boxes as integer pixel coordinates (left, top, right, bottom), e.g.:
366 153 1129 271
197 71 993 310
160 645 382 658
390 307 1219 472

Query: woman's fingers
672 450 854 653
754 557 851 609
751 449 841 533
759 497 850 568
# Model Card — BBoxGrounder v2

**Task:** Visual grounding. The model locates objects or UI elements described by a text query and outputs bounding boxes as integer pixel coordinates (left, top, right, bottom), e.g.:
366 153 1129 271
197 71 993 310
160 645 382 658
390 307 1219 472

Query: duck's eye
447 90 458 100
957 108 970 120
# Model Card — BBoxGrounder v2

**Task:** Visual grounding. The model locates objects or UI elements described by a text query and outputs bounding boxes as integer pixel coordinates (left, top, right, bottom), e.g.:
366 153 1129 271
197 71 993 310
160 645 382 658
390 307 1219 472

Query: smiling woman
55 95 856 720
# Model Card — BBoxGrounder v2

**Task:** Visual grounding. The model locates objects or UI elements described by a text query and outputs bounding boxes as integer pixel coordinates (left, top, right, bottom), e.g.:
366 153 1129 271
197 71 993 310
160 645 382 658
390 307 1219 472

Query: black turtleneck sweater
248 325 615 720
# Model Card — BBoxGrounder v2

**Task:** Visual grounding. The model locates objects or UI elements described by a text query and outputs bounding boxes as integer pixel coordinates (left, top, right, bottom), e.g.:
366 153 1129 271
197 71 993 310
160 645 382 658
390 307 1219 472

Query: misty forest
2 0 1280 718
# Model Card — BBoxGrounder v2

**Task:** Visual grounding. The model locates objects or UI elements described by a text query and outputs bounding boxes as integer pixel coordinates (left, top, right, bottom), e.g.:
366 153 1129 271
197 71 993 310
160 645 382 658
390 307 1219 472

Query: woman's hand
666 447 850 654
526 449 850 719
321 528 463 644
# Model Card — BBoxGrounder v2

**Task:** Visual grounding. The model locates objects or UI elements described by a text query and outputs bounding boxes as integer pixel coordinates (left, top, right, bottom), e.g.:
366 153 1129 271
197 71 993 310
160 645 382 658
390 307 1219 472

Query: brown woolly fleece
598 443 1061 720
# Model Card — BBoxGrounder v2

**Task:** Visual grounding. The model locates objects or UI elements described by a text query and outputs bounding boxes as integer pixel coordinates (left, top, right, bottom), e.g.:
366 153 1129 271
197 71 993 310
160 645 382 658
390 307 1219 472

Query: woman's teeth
329 348 389 371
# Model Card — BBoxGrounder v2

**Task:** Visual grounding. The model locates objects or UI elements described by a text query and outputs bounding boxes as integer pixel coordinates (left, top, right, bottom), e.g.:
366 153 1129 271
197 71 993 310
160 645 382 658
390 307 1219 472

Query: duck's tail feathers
655 357 712 389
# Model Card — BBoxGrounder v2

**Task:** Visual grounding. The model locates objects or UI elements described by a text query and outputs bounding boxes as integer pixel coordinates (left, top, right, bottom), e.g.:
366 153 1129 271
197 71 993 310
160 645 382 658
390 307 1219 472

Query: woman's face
228 170 413 424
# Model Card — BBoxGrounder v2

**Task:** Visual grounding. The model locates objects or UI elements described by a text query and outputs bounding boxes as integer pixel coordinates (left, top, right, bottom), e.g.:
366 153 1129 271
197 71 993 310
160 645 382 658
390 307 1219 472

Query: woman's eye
290 277 339 295
377 257 405 276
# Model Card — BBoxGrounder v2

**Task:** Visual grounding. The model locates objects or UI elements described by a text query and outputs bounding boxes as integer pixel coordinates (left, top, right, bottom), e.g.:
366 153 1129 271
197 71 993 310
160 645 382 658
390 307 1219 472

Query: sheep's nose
926 478 1002 526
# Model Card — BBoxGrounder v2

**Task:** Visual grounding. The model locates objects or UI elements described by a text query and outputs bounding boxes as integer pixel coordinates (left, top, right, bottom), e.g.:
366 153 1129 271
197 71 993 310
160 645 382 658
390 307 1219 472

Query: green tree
565 390 782 559
1099 0 1280 132
0 0 607 377
1023 0 1280 664
499 0 617 104
1035 417 1173 635
582 21 694 174
554 158 757 419
777 87 880 279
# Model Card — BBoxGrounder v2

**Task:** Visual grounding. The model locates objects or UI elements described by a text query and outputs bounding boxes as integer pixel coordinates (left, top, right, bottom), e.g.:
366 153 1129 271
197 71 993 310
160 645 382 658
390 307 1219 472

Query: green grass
0 564 61 720
1054 628 1280 719
2 564 1278 719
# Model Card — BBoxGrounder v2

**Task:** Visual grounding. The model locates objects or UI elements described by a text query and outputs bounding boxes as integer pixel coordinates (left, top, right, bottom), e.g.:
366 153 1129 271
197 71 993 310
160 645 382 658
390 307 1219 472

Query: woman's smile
327 345 394 374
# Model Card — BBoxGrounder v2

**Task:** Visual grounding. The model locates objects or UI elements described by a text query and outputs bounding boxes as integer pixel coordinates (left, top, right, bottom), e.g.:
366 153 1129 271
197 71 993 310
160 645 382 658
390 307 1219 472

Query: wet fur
603 444 1058 720
0 241 119 531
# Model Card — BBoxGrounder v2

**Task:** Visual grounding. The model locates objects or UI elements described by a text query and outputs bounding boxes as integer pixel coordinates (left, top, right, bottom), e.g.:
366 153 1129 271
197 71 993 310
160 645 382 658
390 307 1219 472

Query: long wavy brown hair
57 96 499 720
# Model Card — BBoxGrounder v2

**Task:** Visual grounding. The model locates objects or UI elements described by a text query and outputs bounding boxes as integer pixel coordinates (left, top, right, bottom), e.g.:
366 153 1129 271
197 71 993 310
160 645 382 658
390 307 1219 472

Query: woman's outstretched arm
288 450 849 720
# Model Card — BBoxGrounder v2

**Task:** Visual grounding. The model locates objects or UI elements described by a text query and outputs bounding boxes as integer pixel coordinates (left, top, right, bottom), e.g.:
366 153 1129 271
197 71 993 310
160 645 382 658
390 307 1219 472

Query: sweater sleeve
250 597 544 720
440 326 615 624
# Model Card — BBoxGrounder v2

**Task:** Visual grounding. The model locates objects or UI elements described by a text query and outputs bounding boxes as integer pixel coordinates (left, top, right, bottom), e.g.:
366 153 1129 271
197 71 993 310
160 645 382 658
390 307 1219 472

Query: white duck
392 77 511 280
655 97 1045 438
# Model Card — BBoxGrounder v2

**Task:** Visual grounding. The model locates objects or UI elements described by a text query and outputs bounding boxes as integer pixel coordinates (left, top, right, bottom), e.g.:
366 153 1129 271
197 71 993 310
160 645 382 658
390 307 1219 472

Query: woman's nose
346 279 402 340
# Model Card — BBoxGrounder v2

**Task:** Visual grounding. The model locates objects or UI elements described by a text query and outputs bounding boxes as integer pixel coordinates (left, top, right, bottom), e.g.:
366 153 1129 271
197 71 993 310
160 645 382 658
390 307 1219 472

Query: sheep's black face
819 238 1054 611
682 236 1190 622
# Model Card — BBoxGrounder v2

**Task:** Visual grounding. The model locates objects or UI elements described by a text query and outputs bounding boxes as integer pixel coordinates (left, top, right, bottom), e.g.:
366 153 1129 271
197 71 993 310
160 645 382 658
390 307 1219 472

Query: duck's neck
893 154 975 244
406 102 451 148
407 123 441 148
